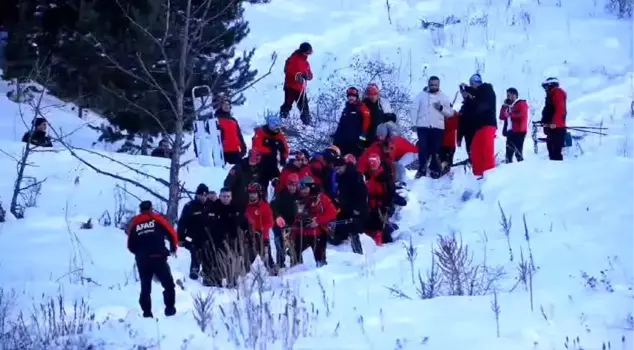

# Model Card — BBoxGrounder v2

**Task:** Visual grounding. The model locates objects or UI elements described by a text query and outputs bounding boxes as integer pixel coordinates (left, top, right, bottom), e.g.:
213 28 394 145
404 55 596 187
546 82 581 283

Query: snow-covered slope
0 0 632 349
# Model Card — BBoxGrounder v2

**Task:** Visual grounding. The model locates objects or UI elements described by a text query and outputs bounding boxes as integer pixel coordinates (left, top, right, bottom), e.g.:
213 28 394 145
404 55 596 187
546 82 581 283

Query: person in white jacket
410 76 455 179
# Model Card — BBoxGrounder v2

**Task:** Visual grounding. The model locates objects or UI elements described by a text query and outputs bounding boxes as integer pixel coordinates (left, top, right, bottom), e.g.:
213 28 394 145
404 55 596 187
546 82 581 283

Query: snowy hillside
0 0 633 349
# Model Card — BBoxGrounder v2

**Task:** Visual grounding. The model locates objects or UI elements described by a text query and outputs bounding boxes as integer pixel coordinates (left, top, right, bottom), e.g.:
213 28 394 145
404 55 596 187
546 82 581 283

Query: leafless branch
230 52 278 97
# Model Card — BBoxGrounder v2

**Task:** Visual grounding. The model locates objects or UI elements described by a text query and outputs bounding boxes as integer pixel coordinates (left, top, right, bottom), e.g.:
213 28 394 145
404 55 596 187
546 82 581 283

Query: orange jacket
252 126 290 160
217 112 247 153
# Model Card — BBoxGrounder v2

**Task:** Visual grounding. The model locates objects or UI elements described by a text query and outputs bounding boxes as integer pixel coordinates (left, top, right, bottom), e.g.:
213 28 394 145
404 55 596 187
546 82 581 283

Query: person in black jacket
22 117 53 148
332 87 372 157
331 154 368 254
177 184 214 280
203 187 247 287
224 150 275 210
151 139 172 158
126 200 178 318
270 173 300 267
465 74 497 177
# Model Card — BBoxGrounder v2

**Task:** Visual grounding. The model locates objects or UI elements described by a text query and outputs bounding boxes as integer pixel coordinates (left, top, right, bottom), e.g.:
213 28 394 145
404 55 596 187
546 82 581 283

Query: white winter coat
410 88 454 129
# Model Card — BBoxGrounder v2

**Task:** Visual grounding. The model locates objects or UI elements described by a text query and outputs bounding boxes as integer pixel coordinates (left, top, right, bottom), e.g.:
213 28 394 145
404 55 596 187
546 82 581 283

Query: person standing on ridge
332 87 371 157
540 77 567 161
280 42 313 125
499 87 529 163
461 74 497 178
126 200 178 318
410 76 455 179
215 96 247 165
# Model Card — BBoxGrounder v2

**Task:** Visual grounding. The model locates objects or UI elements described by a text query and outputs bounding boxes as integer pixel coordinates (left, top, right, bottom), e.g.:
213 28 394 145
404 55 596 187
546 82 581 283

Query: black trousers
416 127 444 176
224 151 244 165
280 87 309 118
439 146 455 166
293 233 327 265
136 256 176 314
546 128 565 161
505 132 526 163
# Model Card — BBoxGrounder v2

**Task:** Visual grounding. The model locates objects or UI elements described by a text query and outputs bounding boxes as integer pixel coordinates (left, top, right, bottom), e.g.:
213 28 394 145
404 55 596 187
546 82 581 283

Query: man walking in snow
126 200 178 318
499 87 529 163
540 77 567 161
280 42 313 125
177 184 214 280
410 76 455 179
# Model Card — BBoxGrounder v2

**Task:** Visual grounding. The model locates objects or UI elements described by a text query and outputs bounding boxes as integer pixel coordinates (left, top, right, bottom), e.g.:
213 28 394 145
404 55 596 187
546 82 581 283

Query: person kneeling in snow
365 155 397 246
244 183 275 273
357 122 417 186
126 200 178 318
291 176 337 267
22 117 53 148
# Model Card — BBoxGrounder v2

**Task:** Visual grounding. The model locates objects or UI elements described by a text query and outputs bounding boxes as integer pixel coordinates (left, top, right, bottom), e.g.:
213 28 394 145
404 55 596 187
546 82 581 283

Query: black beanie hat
298 42 312 53
139 200 152 212
34 117 47 127
196 183 209 195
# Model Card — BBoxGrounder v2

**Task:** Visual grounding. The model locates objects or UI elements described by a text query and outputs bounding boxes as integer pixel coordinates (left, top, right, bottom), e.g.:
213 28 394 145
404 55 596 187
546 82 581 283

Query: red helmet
346 87 359 98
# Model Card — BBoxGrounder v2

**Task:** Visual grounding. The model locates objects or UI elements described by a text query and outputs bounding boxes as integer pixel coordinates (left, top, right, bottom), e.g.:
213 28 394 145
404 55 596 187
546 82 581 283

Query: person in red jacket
540 77 567 161
357 123 417 183
215 97 247 165
126 200 178 318
365 155 394 246
276 150 312 193
244 183 275 270
280 42 313 125
440 111 460 173
291 176 337 267
499 87 529 163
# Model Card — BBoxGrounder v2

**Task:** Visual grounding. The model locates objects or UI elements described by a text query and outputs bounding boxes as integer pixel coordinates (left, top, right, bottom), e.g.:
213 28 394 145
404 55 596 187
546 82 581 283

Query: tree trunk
140 132 150 155
166 94 184 224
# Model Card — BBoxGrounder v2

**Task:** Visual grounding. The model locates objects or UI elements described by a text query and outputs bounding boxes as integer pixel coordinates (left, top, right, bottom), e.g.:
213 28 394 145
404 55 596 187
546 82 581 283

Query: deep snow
0 0 633 349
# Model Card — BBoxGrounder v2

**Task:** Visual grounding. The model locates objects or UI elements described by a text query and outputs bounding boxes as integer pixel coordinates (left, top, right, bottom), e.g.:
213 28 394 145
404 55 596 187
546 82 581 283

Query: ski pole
566 126 608 130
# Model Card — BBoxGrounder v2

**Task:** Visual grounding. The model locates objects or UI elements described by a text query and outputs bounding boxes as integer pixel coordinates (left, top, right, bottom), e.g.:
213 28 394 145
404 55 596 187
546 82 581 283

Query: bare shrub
434 232 504 296
284 54 412 151
192 291 215 333
113 185 136 230
605 0 632 17
0 202 6 223
0 289 98 350
218 277 320 349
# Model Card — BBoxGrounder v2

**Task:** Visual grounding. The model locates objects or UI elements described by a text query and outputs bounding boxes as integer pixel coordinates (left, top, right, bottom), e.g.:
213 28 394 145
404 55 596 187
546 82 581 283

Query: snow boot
142 310 153 318
164 306 176 317
189 270 199 280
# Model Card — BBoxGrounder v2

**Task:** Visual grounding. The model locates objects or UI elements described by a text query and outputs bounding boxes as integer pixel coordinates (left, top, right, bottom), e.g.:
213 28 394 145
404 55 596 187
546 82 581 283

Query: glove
295 73 305 83
275 216 286 227
433 102 443 112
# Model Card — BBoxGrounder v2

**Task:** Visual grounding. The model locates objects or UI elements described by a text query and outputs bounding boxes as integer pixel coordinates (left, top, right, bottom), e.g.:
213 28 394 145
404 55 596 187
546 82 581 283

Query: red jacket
292 193 337 237
366 168 389 209
245 200 274 239
252 126 290 159
308 156 326 185
499 99 528 133
357 136 415 174
217 112 247 153
277 164 312 192
284 51 313 92
542 87 567 128
443 112 460 148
